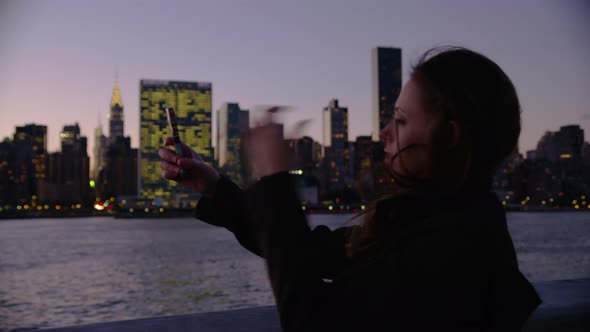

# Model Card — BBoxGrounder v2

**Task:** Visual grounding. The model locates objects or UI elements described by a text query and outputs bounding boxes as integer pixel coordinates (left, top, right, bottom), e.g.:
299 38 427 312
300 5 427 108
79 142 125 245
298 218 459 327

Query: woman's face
379 79 447 179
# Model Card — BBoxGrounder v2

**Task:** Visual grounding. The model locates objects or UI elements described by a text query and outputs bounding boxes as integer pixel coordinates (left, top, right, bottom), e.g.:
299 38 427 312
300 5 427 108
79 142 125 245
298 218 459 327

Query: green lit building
139 79 213 208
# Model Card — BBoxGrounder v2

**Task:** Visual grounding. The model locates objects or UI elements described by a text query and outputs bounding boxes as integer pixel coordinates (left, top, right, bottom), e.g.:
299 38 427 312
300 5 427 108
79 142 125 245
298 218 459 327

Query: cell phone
165 107 183 157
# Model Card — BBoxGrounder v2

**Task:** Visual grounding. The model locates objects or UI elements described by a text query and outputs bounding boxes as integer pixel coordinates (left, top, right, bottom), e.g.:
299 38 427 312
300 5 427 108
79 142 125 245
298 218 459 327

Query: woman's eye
394 118 405 124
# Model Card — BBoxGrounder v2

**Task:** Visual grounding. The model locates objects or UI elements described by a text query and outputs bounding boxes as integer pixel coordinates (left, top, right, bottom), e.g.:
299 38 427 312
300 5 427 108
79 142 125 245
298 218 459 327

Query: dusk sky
1 0 589 163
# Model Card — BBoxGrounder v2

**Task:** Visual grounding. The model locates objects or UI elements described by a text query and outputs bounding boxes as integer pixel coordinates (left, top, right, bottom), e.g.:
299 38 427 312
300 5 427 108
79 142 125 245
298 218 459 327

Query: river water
1 212 589 331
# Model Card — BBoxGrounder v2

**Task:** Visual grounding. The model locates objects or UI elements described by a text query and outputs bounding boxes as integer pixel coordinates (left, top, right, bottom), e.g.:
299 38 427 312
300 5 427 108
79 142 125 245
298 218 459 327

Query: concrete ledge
41 279 590 332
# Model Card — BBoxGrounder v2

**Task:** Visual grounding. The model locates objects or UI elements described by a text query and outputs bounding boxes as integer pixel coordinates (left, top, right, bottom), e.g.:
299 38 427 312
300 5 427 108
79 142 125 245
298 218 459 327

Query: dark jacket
196 173 542 331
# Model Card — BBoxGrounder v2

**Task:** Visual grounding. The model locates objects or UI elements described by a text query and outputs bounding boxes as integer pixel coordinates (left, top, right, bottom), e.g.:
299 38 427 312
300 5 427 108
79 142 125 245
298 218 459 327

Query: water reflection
0 213 589 331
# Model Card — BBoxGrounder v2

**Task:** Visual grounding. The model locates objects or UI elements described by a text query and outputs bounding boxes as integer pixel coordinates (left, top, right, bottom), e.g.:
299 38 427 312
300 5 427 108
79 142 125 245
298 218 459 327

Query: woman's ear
447 121 460 150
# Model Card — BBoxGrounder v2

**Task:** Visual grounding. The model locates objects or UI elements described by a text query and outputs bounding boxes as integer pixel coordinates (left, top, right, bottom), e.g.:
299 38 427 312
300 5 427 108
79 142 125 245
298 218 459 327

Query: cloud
581 114 590 120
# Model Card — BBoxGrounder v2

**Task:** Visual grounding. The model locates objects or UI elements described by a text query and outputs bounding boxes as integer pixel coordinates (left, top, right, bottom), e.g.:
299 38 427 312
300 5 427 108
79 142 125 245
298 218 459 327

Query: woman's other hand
248 107 310 178
248 107 291 178
159 137 220 197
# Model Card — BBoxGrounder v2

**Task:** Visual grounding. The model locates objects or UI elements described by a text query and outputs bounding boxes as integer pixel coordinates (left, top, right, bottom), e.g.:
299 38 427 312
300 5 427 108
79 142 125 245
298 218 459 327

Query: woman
159 47 541 331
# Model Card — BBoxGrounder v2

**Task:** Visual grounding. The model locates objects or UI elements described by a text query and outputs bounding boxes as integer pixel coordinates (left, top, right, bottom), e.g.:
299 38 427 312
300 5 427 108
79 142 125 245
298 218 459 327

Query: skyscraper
108 80 124 143
353 135 373 180
95 80 138 200
44 123 90 204
294 136 316 174
12 124 47 203
558 125 584 160
140 79 213 207
0 139 12 205
536 125 585 164
536 131 560 164
101 136 138 198
557 125 585 175
372 47 402 142
216 102 249 187
93 118 107 180
322 99 350 193
60 123 87 154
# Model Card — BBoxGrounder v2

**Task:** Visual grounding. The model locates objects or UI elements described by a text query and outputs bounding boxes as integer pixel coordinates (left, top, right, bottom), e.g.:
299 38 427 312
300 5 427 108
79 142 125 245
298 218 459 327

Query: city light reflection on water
0 213 589 331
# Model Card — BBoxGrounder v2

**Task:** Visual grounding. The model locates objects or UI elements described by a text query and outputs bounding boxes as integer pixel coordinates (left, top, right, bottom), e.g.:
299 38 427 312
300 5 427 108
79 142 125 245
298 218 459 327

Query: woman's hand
159 137 220 197
248 107 310 178
248 107 291 178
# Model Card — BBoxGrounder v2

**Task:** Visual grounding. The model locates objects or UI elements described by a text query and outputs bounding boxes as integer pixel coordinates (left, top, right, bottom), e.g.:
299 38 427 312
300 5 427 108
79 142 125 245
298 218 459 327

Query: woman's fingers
160 160 179 172
158 147 178 163
159 160 183 180
161 169 180 181
164 136 203 161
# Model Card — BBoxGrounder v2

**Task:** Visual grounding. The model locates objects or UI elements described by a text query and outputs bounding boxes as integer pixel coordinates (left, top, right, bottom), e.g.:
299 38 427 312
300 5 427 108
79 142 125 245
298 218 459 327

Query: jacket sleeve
196 175 353 278
248 172 353 331
195 176 263 256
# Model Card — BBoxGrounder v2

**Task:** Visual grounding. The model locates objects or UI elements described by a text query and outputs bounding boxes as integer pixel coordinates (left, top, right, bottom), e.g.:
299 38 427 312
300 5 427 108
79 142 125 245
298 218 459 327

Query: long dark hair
346 46 522 258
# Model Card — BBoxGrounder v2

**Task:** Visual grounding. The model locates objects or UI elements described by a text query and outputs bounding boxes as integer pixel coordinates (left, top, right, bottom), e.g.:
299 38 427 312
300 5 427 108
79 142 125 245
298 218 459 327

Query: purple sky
1 0 589 161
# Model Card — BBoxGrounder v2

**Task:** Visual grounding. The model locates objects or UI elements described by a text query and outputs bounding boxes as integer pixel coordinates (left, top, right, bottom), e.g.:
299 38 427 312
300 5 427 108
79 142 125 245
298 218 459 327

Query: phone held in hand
165 107 183 157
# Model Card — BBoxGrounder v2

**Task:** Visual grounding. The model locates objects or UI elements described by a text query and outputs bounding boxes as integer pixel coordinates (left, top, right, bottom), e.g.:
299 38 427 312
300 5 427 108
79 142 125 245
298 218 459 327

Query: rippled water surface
1 213 589 331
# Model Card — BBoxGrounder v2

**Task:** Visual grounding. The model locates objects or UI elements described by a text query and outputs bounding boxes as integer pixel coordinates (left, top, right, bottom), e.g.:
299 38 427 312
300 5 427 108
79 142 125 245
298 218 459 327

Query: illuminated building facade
353 135 373 180
60 123 87 154
140 79 213 207
216 102 249 187
322 99 350 193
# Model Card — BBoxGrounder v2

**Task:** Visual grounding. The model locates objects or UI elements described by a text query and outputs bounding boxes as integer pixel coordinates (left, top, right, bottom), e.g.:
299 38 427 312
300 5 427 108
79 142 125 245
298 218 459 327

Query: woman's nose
379 121 393 142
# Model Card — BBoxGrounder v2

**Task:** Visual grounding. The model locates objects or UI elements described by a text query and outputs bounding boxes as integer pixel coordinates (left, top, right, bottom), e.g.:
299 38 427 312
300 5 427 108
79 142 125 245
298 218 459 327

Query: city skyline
1 0 589 158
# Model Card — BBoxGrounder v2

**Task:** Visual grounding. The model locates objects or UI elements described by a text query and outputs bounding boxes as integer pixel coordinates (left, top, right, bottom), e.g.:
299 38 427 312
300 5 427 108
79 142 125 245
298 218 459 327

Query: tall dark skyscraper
93 118 107 180
12 124 48 203
95 81 138 200
14 124 47 156
536 125 585 164
101 136 138 199
108 80 124 143
60 123 87 154
294 136 316 174
353 135 373 180
372 47 402 142
583 142 590 165
557 125 585 175
216 102 249 187
558 125 584 160
0 139 12 205
43 123 90 204
140 79 213 207
322 99 350 192
536 131 560 164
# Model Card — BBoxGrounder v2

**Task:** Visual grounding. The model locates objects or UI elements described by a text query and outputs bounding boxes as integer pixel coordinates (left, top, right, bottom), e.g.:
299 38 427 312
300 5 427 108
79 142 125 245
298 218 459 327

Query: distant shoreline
1 206 589 220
